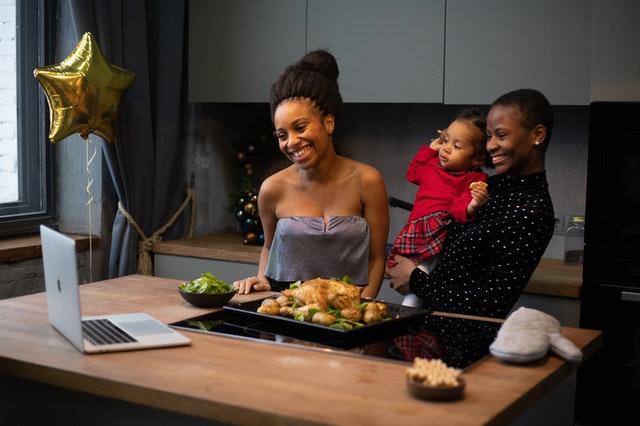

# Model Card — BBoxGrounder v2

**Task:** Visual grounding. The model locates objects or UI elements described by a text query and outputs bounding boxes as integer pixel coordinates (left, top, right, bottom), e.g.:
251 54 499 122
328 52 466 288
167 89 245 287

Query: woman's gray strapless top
264 216 370 285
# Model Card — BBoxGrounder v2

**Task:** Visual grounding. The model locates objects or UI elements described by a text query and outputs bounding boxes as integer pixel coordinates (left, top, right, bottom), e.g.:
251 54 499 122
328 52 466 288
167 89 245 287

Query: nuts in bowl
406 358 465 401
178 272 237 308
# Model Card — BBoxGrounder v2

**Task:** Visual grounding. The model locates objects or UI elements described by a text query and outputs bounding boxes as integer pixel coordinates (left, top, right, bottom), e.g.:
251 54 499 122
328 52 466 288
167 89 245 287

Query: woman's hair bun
297 49 339 83
270 49 343 121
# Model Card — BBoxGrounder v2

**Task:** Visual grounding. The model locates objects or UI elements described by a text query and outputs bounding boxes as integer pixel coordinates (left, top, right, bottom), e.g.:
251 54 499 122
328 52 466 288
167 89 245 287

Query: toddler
388 108 490 307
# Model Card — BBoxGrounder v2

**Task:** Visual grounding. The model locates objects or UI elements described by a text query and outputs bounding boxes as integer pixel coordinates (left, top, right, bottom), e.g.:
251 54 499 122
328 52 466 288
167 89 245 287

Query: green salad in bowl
178 272 236 307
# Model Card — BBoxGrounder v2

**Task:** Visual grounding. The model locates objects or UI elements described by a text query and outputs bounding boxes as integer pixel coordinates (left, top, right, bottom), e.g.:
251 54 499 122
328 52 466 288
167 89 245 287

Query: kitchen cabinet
152 233 261 283
513 293 581 327
444 0 592 105
590 0 640 101
512 259 583 327
306 0 445 102
154 254 256 284
152 236 583 312
189 0 445 103
189 0 593 104
188 0 306 102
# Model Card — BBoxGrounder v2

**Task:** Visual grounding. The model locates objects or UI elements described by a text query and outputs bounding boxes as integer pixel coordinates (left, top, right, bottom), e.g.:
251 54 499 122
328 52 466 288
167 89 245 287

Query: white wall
0 0 17 203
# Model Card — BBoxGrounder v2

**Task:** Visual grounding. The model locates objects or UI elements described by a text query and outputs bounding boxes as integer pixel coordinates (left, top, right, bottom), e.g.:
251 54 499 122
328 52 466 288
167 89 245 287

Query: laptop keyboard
82 318 138 345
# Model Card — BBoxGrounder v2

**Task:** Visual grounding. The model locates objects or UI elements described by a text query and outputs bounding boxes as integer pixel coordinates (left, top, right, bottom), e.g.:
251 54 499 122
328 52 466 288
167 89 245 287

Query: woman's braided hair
270 49 343 122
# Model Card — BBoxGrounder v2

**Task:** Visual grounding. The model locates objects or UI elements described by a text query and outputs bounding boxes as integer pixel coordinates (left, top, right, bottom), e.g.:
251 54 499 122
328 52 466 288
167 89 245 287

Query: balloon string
85 137 96 282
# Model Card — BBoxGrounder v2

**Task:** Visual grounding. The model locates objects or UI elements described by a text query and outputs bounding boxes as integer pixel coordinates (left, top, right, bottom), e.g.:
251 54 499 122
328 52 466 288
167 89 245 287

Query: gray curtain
69 0 188 277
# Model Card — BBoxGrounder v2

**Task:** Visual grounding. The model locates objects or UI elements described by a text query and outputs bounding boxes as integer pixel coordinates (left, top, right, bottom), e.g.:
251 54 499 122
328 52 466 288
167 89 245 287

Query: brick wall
0 252 95 299
0 0 17 203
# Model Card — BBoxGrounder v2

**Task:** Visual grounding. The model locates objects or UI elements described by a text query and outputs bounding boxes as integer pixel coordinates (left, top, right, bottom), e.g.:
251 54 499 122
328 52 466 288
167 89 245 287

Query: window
0 0 56 236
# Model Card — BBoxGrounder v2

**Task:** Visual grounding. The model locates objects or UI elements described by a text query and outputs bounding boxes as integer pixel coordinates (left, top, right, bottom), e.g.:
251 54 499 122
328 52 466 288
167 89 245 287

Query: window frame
0 0 57 236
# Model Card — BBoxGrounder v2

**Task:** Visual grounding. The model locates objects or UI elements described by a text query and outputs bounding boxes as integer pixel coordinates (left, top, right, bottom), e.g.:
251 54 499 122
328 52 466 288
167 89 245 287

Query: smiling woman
387 89 556 318
233 50 390 299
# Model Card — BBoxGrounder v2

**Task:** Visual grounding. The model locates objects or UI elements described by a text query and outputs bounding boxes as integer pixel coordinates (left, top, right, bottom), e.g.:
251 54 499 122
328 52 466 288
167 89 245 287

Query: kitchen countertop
152 233 583 298
0 274 601 425
152 232 263 263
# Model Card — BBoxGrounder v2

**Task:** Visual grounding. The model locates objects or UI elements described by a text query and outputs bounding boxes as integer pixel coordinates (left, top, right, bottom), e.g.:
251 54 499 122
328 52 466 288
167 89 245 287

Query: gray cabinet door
307 0 445 103
591 0 640 101
188 0 306 102
154 254 257 285
444 0 591 105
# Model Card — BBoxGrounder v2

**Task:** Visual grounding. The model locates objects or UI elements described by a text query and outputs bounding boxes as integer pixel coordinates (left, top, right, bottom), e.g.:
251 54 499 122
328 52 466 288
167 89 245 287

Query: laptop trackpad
120 319 174 336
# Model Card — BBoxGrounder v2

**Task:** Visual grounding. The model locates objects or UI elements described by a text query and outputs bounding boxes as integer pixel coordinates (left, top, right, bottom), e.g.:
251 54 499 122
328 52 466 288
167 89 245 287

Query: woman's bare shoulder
346 157 384 183
261 166 295 189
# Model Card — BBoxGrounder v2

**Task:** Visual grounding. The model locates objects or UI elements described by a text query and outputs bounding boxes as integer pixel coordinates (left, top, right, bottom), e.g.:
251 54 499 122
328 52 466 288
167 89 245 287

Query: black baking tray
222 295 431 341
169 307 500 366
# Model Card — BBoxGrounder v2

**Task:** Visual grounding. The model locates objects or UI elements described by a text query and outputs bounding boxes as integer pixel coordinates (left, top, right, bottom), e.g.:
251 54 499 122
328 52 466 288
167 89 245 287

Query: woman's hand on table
233 276 271 294
386 255 417 295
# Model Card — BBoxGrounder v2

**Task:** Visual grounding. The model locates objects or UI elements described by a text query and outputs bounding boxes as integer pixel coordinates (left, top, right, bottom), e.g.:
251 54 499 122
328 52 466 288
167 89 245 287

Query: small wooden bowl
406 377 466 401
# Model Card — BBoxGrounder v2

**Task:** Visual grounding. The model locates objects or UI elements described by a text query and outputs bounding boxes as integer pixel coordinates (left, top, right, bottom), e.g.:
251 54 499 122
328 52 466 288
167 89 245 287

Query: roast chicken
281 278 362 311
258 278 387 329
256 278 389 327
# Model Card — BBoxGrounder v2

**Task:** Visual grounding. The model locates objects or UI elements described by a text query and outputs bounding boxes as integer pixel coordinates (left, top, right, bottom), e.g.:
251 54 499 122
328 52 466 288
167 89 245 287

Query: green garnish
186 320 224 331
356 302 369 311
331 275 354 284
330 318 365 330
179 272 234 294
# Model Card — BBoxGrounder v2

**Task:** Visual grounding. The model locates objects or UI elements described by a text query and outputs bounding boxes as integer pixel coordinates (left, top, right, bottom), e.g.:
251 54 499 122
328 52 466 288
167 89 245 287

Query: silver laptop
40 225 191 353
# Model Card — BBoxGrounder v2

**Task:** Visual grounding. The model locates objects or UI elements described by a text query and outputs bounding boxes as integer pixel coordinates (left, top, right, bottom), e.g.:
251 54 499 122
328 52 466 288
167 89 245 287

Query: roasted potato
312 311 337 326
292 305 312 322
276 295 293 306
340 307 363 322
363 302 383 324
257 298 280 315
279 306 294 317
373 302 388 318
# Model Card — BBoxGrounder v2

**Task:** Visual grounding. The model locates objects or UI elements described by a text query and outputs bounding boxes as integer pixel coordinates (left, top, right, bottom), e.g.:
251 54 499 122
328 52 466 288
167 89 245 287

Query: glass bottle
564 216 585 265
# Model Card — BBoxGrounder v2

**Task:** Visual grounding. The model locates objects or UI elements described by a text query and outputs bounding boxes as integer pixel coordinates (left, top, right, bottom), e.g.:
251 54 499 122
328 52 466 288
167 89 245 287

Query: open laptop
40 225 191 353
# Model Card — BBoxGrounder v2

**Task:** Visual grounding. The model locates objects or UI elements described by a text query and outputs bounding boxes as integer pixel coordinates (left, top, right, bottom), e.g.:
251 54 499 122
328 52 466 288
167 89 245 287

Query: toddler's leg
401 255 441 307
402 293 423 307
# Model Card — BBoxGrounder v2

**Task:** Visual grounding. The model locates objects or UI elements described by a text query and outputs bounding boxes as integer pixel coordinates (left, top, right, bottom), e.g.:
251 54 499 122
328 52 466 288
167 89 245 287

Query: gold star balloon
34 32 136 143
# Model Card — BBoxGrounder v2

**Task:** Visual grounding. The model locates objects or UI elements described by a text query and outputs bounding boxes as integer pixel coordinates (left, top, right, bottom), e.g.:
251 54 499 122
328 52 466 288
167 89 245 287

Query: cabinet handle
621 291 640 303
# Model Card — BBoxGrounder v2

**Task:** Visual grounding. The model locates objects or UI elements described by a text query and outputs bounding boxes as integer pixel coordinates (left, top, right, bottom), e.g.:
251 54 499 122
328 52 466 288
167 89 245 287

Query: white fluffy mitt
489 307 583 364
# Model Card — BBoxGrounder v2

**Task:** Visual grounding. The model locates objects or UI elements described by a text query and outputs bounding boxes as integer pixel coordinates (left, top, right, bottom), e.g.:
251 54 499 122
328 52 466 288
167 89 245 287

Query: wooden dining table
0 274 602 425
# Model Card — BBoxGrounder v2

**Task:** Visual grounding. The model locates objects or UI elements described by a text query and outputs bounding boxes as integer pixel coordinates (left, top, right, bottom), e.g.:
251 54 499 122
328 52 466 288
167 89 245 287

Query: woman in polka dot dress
386 89 555 318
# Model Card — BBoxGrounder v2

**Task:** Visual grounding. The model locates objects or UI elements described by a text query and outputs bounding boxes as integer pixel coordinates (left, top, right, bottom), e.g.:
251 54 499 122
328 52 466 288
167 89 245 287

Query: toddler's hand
467 186 489 217
428 130 444 151
470 186 489 205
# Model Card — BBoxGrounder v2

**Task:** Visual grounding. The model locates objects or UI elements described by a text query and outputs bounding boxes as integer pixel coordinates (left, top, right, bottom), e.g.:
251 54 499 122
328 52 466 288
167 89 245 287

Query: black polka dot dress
409 171 555 318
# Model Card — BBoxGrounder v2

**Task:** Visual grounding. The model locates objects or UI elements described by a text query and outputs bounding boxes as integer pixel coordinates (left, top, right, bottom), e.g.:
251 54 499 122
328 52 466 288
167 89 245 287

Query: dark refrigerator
575 102 640 425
